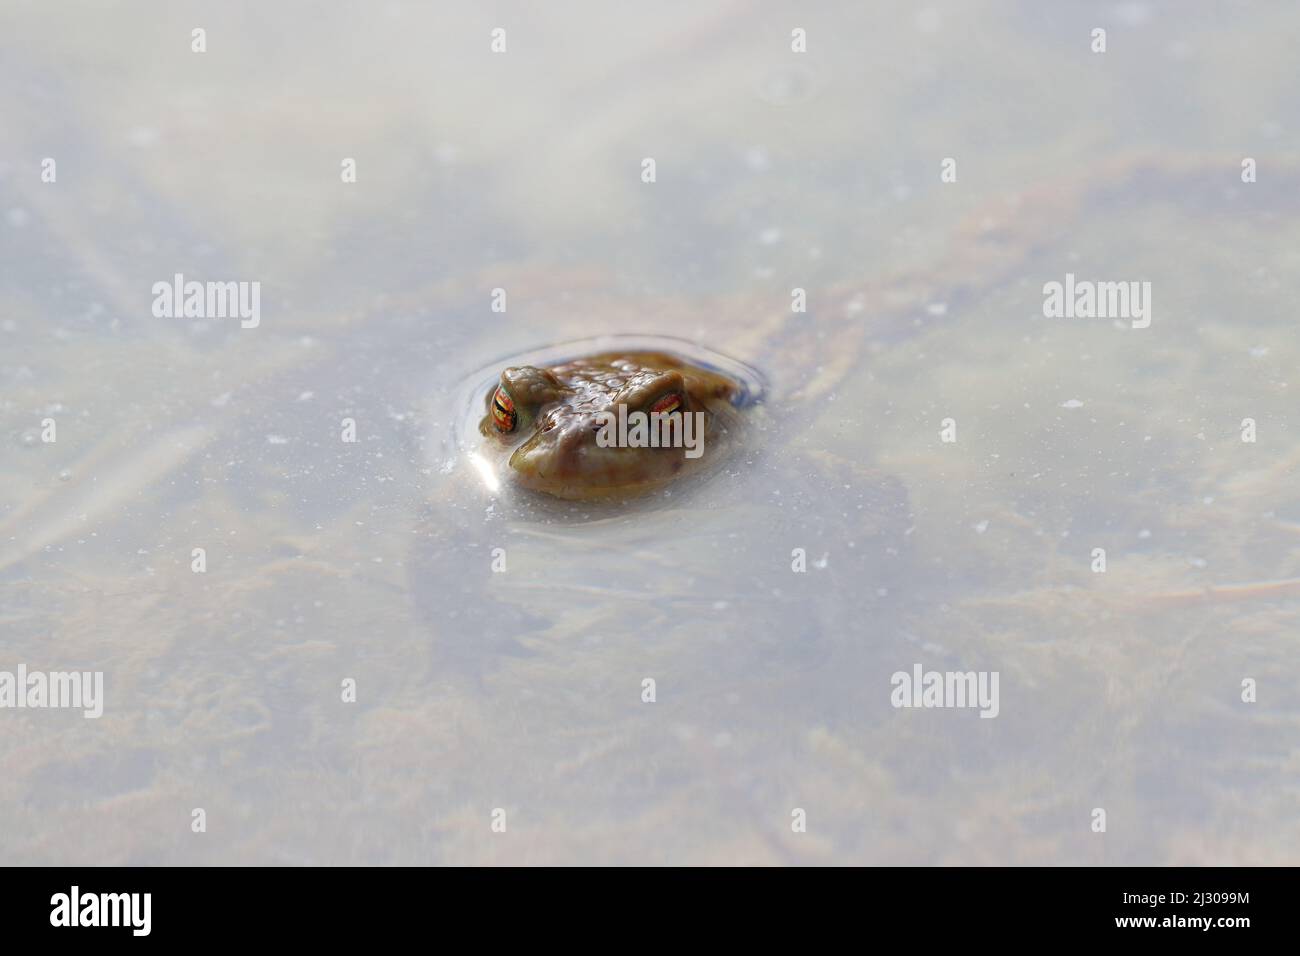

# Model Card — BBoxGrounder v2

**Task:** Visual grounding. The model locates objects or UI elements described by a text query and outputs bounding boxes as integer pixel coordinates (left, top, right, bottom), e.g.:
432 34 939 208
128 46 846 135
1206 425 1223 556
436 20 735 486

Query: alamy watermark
151 273 260 328
0 665 103 718
1043 272 1151 329
890 664 999 718
50 886 150 936
593 402 705 459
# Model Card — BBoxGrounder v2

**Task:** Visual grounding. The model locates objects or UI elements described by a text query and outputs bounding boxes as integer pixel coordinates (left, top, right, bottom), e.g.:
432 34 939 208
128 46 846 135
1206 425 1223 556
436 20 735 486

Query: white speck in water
1061 399 1084 409
974 520 990 534
1138 529 1152 539
7 207 30 228
266 434 289 445
1249 345 1269 359
926 302 948 317
57 469 72 482
758 227 782 245
297 391 314 402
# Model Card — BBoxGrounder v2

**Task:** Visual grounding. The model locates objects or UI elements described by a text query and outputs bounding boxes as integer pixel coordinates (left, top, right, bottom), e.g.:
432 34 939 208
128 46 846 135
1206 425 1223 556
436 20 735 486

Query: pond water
2 1 1298 864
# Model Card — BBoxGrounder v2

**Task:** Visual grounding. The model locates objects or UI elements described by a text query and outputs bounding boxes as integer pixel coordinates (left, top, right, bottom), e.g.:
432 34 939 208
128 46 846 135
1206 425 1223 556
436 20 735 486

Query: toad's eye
491 388 516 433
649 392 682 416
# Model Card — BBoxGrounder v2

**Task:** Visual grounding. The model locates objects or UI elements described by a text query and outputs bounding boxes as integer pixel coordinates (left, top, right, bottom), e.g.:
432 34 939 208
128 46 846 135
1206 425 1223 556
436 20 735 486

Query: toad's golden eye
649 392 682 416
491 387 516 432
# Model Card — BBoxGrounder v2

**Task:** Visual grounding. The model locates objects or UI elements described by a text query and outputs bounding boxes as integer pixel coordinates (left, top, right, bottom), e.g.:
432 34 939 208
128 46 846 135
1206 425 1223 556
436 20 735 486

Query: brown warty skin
479 350 743 499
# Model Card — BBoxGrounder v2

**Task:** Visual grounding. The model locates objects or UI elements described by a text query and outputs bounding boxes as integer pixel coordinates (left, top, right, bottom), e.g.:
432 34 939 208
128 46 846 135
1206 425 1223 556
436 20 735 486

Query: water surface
2 1 1298 864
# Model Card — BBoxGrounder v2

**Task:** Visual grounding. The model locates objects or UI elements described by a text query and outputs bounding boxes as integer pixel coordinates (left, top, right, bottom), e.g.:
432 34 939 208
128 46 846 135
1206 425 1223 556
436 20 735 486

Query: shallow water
2 1 1299 864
